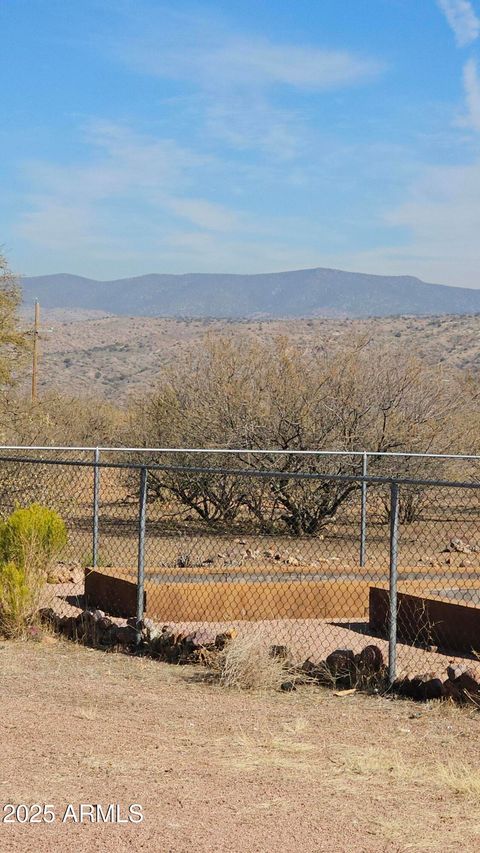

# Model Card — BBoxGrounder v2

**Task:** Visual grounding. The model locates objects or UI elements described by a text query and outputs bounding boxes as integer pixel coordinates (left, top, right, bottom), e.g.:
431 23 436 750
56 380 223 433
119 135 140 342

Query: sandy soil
1 638 480 852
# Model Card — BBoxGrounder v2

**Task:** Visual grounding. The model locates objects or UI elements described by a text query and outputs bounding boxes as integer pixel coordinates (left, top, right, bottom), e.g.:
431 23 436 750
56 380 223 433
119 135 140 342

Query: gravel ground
1 638 480 852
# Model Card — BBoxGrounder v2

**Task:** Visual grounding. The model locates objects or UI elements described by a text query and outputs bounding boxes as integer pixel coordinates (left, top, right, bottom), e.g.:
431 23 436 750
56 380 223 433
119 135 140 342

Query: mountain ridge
20 267 480 318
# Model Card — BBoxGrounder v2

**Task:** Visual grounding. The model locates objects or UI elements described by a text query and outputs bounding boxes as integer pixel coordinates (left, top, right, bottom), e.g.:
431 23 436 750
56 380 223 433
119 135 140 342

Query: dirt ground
1 639 480 852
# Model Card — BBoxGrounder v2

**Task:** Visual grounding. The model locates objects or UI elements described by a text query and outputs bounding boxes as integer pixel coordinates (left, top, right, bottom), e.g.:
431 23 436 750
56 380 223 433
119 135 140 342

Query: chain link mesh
2 451 480 681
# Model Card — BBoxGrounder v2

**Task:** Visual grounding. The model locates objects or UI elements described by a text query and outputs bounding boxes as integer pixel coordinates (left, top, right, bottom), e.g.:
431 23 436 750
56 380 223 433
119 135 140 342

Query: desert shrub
0 561 42 637
219 632 289 690
0 505 67 637
0 504 67 569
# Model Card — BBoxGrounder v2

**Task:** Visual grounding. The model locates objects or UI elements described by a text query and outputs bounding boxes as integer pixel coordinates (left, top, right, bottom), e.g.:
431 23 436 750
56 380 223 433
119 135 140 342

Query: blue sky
1 0 480 286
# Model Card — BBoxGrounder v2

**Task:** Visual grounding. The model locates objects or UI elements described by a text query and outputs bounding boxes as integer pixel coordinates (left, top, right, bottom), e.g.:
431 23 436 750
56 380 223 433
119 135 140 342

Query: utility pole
31 300 40 402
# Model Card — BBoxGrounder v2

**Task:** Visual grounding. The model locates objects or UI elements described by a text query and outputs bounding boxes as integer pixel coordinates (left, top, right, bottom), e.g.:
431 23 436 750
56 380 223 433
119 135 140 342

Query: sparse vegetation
0 504 67 568
125 334 478 531
0 561 38 637
0 504 67 636
218 632 290 691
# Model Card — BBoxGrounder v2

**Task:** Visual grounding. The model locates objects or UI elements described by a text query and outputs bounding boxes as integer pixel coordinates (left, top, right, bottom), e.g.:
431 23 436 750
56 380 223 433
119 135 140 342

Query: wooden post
31 300 40 402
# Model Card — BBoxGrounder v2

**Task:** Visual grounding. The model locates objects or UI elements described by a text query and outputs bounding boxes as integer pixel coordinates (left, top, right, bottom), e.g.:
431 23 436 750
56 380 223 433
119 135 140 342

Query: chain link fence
2 450 480 684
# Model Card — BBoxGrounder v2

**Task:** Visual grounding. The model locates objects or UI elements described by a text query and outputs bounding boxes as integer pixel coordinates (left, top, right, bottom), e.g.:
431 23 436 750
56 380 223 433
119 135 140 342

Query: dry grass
218 631 290 690
436 762 480 798
3 638 480 851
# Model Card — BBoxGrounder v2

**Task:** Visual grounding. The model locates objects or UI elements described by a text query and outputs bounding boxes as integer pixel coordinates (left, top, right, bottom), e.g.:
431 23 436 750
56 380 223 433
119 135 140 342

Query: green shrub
0 562 36 637
0 505 67 637
0 504 67 569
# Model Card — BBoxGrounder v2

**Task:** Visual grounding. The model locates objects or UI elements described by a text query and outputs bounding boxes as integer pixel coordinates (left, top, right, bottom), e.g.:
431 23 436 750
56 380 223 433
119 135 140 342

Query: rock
244 548 260 560
181 632 200 657
397 676 424 700
299 658 319 677
392 677 410 697
326 649 355 672
280 681 296 692
358 645 384 674
46 562 83 584
447 663 468 681
325 649 356 686
38 607 57 625
270 645 290 660
91 609 105 620
142 618 164 642
95 616 114 646
214 630 236 650
76 610 108 644
420 678 446 700
64 616 80 640
113 624 138 646
449 537 471 554
443 678 464 703
454 670 480 694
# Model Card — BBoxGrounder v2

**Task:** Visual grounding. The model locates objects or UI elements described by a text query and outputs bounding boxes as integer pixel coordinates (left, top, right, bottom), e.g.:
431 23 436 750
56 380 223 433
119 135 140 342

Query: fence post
388 480 400 685
136 466 148 645
92 447 100 568
359 451 368 566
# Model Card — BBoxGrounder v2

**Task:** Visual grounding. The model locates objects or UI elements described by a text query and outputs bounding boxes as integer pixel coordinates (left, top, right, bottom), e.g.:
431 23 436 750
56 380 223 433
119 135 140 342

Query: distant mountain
19 267 480 318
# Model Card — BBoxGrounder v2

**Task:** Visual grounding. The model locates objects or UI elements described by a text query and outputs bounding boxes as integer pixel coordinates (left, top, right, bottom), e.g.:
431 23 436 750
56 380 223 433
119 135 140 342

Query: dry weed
435 762 480 799
226 720 319 773
218 631 289 691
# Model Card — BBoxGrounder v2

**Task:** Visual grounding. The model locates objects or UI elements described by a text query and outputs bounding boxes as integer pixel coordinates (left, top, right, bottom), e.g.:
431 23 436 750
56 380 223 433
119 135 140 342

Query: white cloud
16 120 322 275
111 14 383 160
437 0 480 46
15 122 241 255
463 57 480 129
121 31 382 92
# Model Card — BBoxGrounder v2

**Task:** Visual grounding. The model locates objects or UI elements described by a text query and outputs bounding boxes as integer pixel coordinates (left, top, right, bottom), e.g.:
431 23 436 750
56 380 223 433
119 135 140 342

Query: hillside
20 312 480 401
20 267 480 319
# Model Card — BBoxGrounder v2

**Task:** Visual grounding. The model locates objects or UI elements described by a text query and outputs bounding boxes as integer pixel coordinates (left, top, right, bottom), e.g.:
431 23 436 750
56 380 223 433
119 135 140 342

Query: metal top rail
0 445 480 462
0 453 479 490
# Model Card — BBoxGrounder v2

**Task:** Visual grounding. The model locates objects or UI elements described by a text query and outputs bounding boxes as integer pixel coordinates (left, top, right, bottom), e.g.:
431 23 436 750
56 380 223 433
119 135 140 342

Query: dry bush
126 332 479 532
218 632 290 691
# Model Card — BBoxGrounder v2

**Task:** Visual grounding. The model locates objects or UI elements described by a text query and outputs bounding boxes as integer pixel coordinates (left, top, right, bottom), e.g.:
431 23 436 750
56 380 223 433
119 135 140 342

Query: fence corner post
92 447 100 569
388 480 400 686
136 466 148 646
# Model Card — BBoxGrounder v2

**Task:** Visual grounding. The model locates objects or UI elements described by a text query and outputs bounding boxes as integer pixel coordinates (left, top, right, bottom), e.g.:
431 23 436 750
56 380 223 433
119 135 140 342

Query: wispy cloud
16 122 238 253
15 120 323 275
120 30 382 92
110 11 384 160
437 0 480 46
